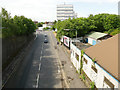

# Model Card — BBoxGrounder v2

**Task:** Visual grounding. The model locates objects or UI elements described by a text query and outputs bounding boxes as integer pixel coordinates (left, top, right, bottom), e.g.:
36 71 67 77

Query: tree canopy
1 8 37 38
52 13 120 41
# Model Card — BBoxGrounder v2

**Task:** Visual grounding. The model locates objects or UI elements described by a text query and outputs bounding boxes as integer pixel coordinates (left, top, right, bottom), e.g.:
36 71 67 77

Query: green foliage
81 49 84 57
76 70 79 74
51 20 57 30
90 82 95 89
93 14 120 32
79 74 85 80
106 28 120 35
43 27 50 30
1 8 36 38
52 13 120 41
80 49 84 74
36 22 43 27
92 58 95 63
76 55 79 61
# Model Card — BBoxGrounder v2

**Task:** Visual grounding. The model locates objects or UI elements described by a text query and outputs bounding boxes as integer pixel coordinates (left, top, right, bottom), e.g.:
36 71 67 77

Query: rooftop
87 32 107 40
84 34 120 82
72 42 92 50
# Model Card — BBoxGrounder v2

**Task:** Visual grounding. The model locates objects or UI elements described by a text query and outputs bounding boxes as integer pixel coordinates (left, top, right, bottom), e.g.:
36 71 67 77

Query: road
3 31 62 88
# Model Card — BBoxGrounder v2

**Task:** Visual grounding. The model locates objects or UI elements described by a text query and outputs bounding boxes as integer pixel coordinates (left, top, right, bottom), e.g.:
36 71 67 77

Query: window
75 53 79 61
91 65 97 73
84 58 87 64
104 77 114 89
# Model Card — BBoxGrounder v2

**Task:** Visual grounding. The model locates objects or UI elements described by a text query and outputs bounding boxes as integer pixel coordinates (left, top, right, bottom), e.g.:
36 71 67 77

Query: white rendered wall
70 42 120 88
70 42 81 71
88 37 93 45
83 54 120 88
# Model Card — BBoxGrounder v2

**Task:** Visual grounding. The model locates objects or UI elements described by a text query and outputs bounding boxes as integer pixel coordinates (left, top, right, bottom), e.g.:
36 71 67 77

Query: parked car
44 34 47 37
44 39 48 43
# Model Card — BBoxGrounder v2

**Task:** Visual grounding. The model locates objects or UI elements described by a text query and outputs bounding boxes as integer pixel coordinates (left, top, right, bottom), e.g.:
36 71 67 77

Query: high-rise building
57 4 77 21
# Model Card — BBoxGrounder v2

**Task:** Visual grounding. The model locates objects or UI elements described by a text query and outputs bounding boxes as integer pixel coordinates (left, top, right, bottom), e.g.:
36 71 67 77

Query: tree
36 22 43 27
1 8 37 38
52 13 120 41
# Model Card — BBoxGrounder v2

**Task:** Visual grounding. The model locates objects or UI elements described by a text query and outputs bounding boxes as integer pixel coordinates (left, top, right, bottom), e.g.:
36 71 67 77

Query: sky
0 0 120 22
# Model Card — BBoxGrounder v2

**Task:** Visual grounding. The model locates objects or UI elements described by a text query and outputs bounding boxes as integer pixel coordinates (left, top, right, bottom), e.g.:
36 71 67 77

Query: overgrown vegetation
90 81 95 89
79 73 85 80
1 8 37 38
36 22 44 27
43 27 50 30
51 14 120 41
92 58 95 63
80 49 84 74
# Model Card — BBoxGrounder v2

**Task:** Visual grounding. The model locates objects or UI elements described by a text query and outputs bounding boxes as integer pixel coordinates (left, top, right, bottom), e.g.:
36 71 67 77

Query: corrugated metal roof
85 34 120 82
87 32 107 40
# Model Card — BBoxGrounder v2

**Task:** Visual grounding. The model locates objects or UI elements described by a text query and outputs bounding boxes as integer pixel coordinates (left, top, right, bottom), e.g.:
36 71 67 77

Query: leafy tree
36 22 43 27
54 13 120 41
1 8 36 38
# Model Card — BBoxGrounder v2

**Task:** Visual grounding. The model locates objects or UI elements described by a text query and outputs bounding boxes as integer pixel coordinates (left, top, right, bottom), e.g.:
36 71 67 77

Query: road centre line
36 74 40 88
40 44 43 61
35 40 44 88
40 56 42 61
41 51 42 55
42 44 43 50
38 63 41 71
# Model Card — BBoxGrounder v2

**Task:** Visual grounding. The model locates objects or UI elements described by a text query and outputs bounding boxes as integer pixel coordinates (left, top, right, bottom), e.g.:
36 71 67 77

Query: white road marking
34 32 37 40
40 57 42 61
42 44 43 50
34 37 37 40
57 65 60 74
39 63 41 71
58 70 60 74
41 51 42 55
36 74 40 88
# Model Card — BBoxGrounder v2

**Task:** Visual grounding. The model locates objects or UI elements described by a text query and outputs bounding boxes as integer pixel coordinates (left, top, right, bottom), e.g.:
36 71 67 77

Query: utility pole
76 30 77 46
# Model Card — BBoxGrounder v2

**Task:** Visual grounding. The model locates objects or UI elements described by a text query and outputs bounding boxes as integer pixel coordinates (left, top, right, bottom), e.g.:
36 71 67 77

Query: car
44 39 48 43
44 34 47 37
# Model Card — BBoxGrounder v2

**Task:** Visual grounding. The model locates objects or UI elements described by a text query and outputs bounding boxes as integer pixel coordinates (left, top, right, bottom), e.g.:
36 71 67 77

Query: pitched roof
84 34 120 81
87 32 107 40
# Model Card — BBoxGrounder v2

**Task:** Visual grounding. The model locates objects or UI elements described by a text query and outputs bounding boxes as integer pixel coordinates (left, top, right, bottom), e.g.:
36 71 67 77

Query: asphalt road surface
3 31 62 88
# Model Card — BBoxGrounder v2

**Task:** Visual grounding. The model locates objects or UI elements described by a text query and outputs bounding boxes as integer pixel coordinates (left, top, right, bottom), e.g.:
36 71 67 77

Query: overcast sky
0 0 119 22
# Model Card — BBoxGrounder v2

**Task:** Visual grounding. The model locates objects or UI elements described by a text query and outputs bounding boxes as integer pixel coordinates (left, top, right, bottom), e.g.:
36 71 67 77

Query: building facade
70 34 120 88
57 4 77 21
85 32 112 45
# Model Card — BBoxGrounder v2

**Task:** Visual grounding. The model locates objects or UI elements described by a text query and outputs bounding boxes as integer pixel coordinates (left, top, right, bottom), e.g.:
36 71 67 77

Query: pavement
52 31 87 88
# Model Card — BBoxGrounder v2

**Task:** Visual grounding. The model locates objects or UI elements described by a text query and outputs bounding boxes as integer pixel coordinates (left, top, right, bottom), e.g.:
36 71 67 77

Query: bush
90 82 95 88
43 27 50 30
79 74 85 80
